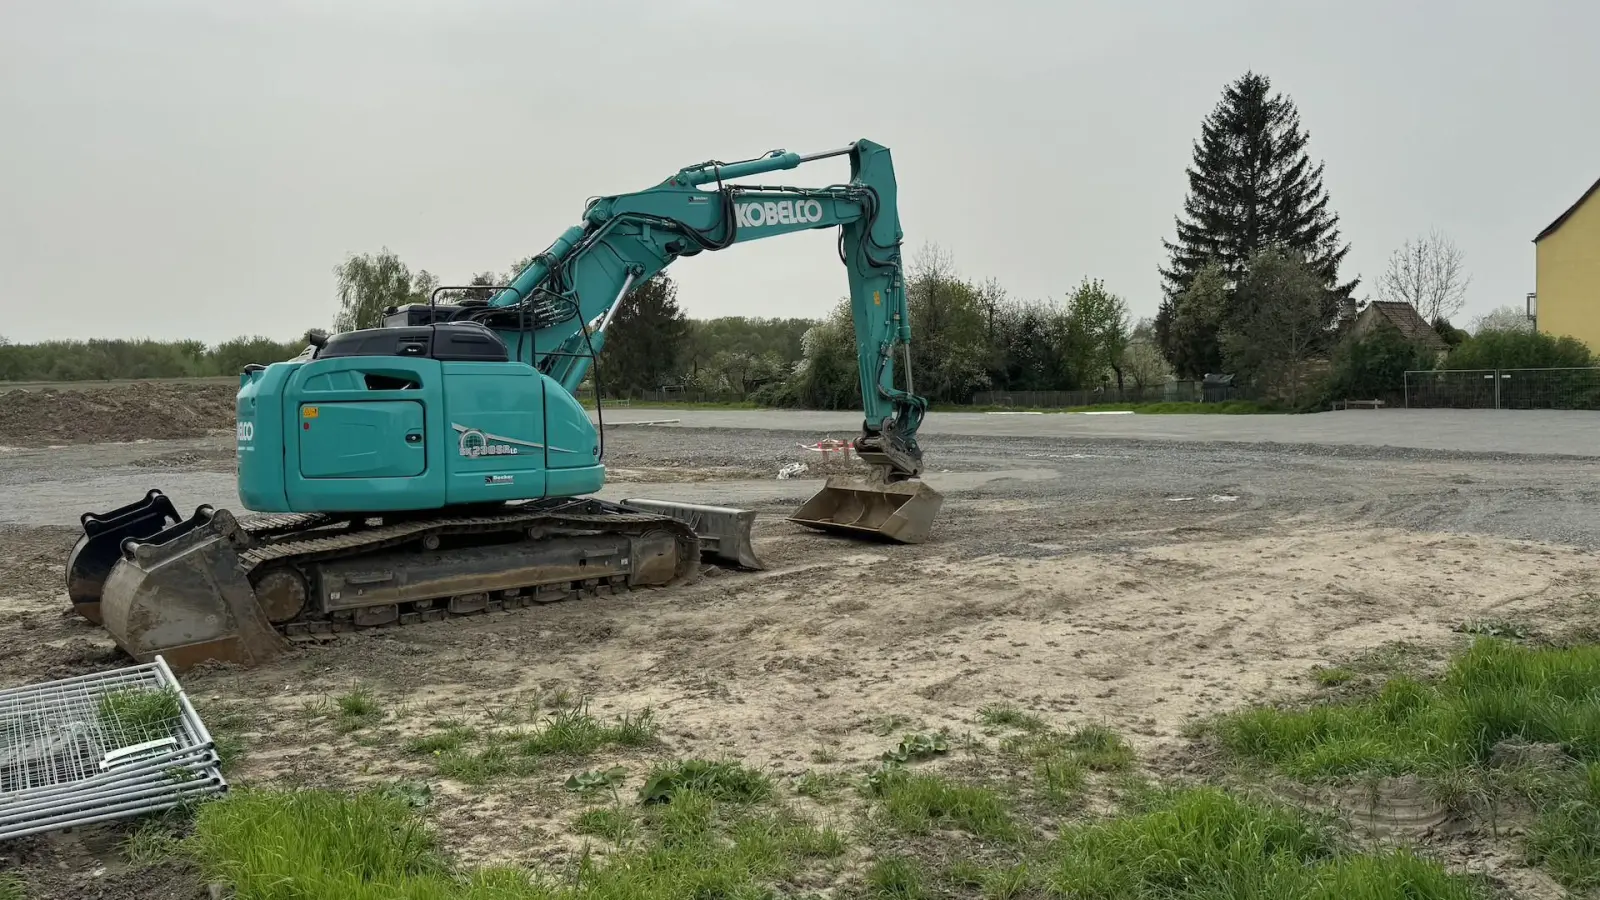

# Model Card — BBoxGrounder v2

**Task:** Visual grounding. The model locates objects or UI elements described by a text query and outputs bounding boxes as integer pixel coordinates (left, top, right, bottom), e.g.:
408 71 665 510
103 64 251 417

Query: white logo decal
452 423 544 458
236 422 254 443
734 199 824 228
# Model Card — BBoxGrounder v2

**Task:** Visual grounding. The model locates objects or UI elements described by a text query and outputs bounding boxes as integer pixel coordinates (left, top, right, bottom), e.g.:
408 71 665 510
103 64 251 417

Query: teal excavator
65 139 944 671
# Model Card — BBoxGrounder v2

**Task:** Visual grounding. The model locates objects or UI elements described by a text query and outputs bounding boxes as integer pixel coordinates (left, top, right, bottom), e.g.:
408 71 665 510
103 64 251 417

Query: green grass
97 686 181 745
867 855 927 899
639 759 771 804
414 709 656 785
1524 761 1600 891
518 707 657 757
978 704 1047 732
187 782 843 900
572 807 637 844
1216 637 1600 893
866 768 1019 842
1005 724 1136 773
0 874 25 900
1043 786 1483 899
433 743 537 785
333 686 384 732
1311 665 1357 687
1217 638 1600 778
121 822 184 868
405 726 477 756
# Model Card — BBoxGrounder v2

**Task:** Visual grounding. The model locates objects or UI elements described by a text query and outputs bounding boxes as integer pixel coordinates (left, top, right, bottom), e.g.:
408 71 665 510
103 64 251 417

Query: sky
2 0 1596 345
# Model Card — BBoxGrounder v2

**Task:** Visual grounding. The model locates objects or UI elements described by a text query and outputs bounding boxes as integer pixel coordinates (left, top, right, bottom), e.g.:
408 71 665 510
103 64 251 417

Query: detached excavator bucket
619 499 765 570
65 489 184 624
98 505 290 671
789 475 943 544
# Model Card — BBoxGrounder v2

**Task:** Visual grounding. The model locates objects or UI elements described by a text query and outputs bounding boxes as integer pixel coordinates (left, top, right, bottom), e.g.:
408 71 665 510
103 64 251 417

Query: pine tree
1155 71 1356 376
598 273 691 395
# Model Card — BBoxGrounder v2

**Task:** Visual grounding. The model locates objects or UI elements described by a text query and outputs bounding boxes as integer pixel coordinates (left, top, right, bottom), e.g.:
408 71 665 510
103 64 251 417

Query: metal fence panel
0 655 226 841
1405 367 1600 410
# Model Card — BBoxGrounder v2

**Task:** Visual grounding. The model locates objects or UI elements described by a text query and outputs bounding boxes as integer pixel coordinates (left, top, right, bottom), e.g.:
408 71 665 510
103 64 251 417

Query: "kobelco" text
734 199 824 228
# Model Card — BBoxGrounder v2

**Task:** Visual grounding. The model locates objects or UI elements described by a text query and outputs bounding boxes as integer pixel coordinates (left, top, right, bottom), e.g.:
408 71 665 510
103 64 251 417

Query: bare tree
1376 229 1471 323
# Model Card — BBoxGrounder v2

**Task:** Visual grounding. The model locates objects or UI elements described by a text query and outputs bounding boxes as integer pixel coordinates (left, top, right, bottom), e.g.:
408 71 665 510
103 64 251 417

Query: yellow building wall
1537 191 1600 349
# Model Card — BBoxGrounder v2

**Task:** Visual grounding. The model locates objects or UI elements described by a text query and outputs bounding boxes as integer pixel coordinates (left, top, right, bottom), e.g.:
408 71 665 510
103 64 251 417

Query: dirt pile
0 382 238 447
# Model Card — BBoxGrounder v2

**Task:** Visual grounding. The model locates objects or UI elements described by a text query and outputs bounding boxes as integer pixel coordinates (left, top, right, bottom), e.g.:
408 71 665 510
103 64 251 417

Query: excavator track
235 505 702 636
82 493 752 671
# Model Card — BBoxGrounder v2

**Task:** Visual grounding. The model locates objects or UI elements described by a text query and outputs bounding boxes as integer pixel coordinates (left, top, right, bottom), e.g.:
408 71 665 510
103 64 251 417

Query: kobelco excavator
65 139 943 671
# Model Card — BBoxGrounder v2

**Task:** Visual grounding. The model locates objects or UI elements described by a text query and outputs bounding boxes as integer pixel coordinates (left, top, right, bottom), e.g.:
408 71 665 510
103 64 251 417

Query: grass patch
1217 637 1600 892
867 855 927 898
1525 761 1600 891
573 807 637 844
640 759 771 804
121 821 184 868
518 707 657 757
1217 638 1600 778
0 874 24 900
1005 724 1136 772
97 686 180 745
189 777 845 899
433 744 536 785
866 768 1018 842
1044 786 1483 898
332 685 383 732
1311 665 1357 687
405 726 477 756
794 769 848 802
979 704 1046 732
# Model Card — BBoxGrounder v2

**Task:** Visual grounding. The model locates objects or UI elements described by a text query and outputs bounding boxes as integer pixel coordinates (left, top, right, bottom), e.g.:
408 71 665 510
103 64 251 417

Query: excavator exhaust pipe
789 475 943 544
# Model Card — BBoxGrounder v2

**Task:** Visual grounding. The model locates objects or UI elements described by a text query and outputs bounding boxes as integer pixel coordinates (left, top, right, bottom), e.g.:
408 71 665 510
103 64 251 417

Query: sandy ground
3 394 1600 897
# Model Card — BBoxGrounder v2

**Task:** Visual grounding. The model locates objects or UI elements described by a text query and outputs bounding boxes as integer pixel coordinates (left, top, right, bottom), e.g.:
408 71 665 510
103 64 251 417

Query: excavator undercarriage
66 490 763 671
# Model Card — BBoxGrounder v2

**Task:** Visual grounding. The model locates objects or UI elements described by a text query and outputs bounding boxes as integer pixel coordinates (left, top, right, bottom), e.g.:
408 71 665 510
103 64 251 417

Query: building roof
1360 300 1449 350
1535 175 1600 242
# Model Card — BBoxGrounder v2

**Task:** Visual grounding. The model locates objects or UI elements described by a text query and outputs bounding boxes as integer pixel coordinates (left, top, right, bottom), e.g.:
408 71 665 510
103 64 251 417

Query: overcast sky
2 0 1595 345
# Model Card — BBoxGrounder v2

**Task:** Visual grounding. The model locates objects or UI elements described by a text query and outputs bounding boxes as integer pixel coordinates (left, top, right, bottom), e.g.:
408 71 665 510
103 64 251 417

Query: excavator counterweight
67 138 939 670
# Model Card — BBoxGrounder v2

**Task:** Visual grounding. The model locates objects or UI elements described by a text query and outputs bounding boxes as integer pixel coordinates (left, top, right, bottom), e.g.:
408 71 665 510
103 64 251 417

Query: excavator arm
459 139 928 481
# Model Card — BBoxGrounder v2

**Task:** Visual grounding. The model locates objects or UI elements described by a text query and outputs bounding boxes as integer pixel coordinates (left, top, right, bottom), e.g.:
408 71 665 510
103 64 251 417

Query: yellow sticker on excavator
302 406 319 419
873 291 881 305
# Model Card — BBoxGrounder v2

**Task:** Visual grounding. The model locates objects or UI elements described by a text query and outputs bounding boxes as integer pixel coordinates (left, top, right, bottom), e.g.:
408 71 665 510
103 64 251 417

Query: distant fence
970 380 1239 408
1403 367 1600 410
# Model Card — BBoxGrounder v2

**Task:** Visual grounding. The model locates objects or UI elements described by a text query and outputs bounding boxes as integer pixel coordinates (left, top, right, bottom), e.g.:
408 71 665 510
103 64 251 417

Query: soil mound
0 382 237 446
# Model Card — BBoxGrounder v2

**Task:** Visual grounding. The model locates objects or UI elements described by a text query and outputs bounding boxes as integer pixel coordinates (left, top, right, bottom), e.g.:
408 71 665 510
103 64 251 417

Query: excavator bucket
619 499 765 570
788 475 943 544
97 506 291 671
65 489 184 624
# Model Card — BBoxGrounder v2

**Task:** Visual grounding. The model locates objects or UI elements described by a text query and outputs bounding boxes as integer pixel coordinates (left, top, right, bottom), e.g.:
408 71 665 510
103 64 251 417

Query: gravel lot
2 402 1598 898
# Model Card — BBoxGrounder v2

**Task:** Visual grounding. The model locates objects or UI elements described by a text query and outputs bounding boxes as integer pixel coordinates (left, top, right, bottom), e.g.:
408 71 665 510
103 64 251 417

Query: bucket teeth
788 475 943 544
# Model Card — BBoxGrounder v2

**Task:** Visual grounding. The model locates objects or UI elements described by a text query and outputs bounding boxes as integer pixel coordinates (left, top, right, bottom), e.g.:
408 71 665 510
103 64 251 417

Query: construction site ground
2 383 1599 898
